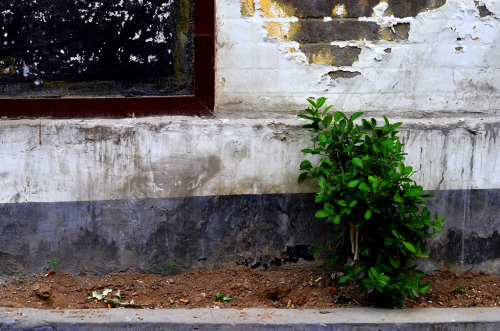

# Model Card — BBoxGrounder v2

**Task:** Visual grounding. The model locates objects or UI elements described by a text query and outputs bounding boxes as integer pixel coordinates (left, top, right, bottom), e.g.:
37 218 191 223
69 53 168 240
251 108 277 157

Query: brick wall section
270 0 447 18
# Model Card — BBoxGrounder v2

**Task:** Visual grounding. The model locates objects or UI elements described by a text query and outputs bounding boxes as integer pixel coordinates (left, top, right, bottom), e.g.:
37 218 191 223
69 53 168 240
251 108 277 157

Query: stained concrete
0 307 499 330
0 193 332 276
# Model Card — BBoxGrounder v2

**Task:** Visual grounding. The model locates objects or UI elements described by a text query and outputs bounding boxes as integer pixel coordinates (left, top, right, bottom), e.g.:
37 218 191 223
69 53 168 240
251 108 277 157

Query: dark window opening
0 0 214 118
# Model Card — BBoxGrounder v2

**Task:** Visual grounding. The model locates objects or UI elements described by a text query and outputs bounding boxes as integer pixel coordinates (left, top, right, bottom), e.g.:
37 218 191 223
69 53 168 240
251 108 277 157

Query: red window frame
0 0 214 118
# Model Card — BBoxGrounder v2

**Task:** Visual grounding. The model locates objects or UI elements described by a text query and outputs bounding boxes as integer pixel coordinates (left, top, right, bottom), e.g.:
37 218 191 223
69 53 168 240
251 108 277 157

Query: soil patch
0 266 498 309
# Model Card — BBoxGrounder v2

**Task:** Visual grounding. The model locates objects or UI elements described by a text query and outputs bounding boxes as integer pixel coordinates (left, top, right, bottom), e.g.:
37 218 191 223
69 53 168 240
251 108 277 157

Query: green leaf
306 99 317 108
316 97 326 108
337 200 348 207
392 229 401 239
315 210 330 218
352 158 363 168
395 140 402 153
349 200 358 207
359 182 371 192
297 114 315 121
334 111 344 122
369 267 379 278
384 237 393 245
351 112 364 121
319 134 327 143
364 209 372 220
381 139 393 157
419 284 431 293
322 105 333 116
404 189 422 197
402 241 416 253
298 172 308 185
333 215 341 224
415 252 429 258
318 177 326 190
300 160 312 170
347 180 359 188
393 192 404 203
301 148 315 154
322 114 333 128
389 257 400 268
339 275 351 283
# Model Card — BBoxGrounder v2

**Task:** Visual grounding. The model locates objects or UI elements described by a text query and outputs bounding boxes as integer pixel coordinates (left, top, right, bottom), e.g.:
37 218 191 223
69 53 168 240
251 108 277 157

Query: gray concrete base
1 307 499 330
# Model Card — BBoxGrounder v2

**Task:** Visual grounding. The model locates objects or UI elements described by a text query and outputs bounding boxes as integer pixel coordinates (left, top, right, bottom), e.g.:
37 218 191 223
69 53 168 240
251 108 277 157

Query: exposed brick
290 20 380 43
378 24 411 41
240 0 256 17
272 0 380 18
387 0 446 18
268 0 446 18
300 44 362 66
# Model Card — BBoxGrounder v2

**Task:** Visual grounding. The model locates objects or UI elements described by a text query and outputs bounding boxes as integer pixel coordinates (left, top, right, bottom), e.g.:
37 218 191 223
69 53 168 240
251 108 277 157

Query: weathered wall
216 0 499 117
0 116 499 274
0 0 499 275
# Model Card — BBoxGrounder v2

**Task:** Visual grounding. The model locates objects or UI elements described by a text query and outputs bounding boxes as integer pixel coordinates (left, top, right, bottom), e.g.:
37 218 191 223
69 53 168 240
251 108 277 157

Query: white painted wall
1 116 499 204
215 0 500 117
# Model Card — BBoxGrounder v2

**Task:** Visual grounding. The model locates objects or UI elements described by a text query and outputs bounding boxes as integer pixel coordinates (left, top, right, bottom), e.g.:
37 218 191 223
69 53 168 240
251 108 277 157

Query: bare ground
0 266 498 310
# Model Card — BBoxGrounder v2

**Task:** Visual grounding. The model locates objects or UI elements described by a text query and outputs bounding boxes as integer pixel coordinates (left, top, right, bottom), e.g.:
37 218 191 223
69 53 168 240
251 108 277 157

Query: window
0 0 214 117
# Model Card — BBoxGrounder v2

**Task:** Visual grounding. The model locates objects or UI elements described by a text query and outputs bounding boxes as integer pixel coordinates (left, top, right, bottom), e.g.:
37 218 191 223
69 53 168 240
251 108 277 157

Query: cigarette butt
180 299 188 303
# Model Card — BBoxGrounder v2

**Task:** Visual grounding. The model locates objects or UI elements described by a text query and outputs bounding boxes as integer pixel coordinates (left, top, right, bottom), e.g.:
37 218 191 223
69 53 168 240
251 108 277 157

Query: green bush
298 97 445 306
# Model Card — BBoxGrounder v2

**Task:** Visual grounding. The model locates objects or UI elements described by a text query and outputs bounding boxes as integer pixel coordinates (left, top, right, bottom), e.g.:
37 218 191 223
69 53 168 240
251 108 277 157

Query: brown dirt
0 266 498 310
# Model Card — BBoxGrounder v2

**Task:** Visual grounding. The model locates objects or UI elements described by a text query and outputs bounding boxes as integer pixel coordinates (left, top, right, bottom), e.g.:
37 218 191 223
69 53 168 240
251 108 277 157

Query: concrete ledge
1 307 499 330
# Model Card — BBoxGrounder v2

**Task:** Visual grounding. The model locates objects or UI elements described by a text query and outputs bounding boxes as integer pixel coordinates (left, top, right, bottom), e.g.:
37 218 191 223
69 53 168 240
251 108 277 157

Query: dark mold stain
464 230 500 264
328 70 361 80
300 44 362 66
475 1 494 17
292 20 380 43
430 228 463 265
1 188 499 275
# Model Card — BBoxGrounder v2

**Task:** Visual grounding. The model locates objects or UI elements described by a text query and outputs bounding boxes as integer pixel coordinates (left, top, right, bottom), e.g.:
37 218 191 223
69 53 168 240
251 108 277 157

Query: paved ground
0 307 499 330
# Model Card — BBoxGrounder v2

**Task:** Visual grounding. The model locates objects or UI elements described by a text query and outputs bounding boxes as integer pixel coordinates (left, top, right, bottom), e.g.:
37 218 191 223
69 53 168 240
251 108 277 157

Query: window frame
0 0 214 118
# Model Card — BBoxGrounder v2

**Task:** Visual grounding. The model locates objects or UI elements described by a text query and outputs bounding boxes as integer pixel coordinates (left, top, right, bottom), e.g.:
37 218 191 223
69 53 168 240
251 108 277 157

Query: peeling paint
240 0 256 17
332 4 347 18
301 45 362 66
239 0 446 69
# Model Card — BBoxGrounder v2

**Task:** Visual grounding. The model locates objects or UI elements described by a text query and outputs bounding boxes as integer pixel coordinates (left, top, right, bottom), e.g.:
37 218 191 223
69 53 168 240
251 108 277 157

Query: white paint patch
372 1 389 17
